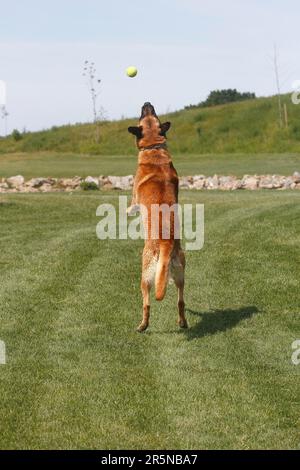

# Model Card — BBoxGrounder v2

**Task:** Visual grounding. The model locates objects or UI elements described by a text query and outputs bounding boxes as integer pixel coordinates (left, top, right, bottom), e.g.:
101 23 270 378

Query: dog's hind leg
137 249 157 332
138 279 151 333
171 250 188 329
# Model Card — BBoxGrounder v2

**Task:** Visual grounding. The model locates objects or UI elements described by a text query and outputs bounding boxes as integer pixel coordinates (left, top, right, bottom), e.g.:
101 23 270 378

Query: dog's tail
155 241 173 301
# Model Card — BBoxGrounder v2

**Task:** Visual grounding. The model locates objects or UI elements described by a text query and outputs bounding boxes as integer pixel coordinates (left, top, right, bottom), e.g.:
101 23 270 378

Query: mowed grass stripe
1 151 300 178
34 241 174 449
137 191 300 449
0 224 100 447
0 195 172 449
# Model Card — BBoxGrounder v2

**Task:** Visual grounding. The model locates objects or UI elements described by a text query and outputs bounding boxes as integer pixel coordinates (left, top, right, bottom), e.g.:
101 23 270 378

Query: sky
0 0 300 134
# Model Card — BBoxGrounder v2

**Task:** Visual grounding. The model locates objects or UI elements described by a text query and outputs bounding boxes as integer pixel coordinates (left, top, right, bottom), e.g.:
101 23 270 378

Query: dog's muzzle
141 102 157 118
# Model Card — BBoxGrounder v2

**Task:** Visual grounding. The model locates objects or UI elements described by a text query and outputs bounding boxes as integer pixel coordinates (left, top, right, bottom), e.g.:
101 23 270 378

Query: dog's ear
128 126 143 138
160 121 171 136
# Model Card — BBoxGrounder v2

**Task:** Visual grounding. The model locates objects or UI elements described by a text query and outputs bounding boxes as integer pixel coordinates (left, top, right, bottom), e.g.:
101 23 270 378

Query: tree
185 89 256 110
12 129 22 141
273 44 284 128
82 60 106 143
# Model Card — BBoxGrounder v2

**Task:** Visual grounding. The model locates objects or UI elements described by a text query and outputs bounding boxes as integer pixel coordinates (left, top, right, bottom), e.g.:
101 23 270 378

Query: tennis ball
126 66 138 78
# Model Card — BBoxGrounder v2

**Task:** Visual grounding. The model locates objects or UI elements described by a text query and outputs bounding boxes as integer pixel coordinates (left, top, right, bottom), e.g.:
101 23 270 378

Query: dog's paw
136 322 148 333
178 318 188 329
127 204 140 216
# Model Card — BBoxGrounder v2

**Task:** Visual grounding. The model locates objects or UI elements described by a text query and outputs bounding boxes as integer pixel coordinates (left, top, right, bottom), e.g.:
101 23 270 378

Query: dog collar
139 143 167 151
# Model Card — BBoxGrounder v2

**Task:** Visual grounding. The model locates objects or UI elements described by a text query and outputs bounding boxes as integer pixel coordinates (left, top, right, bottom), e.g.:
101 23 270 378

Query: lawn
0 191 299 449
0 151 300 178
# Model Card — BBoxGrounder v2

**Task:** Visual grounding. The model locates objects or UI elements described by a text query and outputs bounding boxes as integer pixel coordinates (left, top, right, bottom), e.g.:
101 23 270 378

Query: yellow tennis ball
126 66 138 78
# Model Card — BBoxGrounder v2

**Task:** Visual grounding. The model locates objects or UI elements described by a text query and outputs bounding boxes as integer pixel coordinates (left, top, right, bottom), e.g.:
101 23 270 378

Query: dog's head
128 102 171 149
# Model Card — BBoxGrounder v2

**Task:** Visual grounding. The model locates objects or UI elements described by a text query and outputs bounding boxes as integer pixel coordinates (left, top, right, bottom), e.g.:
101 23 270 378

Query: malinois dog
128 102 187 332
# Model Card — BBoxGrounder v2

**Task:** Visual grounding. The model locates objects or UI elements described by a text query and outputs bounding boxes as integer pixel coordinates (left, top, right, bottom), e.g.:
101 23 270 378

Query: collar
139 142 167 151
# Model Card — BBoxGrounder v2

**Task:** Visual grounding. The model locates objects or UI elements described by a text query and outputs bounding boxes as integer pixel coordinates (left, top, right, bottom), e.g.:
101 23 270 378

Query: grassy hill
1 94 300 156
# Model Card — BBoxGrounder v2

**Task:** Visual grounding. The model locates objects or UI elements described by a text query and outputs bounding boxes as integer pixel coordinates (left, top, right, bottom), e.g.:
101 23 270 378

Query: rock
6 175 25 188
120 175 134 190
242 175 258 190
85 176 99 187
1 174 300 192
107 176 120 189
22 186 39 193
58 177 82 189
283 177 296 189
39 184 56 192
193 179 205 190
27 177 55 188
271 175 284 189
258 174 285 189
107 175 133 190
193 175 205 182
205 175 219 190
292 171 300 183
179 177 193 189
102 183 113 190
259 175 275 189
219 176 241 190
98 176 106 188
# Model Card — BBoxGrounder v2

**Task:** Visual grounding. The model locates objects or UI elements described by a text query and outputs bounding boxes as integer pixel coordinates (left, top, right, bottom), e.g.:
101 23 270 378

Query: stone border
1 173 300 193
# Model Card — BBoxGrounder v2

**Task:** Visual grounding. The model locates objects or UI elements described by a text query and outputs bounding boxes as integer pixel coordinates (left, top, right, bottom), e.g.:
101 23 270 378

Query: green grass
1 94 300 155
0 191 299 449
1 93 300 180
0 151 300 178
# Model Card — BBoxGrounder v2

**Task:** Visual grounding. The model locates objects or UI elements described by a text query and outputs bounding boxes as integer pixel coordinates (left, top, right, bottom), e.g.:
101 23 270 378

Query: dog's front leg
127 175 140 215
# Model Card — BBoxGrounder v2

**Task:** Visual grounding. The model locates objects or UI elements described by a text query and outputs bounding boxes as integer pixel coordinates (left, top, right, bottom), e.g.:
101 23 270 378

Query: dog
128 102 187 332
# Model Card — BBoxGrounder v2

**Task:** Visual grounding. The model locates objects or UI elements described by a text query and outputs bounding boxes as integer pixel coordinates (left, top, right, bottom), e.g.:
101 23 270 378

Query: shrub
185 89 256 110
194 113 205 122
11 129 22 141
80 181 99 191
196 127 202 138
202 89 256 107
292 125 300 139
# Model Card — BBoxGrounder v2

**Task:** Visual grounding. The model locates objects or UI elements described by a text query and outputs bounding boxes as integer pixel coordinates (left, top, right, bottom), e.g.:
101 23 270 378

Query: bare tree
267 44 295 129
82 60 105 143
273 44 283 128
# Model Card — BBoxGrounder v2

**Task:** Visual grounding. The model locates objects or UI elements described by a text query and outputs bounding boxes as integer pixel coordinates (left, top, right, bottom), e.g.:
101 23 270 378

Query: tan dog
128 102 187 332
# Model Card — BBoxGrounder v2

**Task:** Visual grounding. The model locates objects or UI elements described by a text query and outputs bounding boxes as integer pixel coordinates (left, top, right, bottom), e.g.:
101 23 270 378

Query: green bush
11 129 23 141
80 181 99 191
194 113 206 122
292 125 300 139
186 89 256 110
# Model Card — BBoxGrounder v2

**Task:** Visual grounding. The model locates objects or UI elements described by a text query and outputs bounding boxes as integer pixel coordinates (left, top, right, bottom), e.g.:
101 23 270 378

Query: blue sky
0 0 300 133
